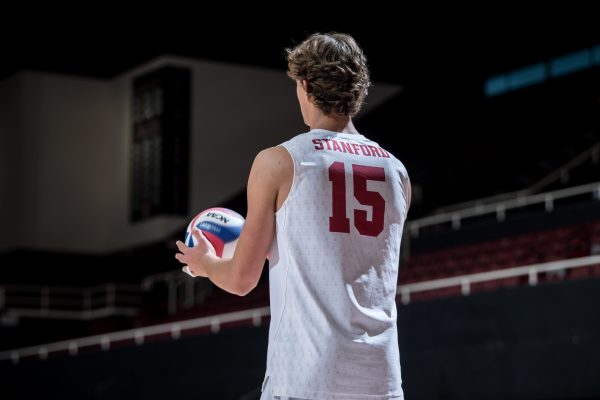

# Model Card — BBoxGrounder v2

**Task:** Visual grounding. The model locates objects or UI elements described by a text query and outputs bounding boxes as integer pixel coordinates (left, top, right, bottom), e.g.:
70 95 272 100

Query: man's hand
175 229 217 278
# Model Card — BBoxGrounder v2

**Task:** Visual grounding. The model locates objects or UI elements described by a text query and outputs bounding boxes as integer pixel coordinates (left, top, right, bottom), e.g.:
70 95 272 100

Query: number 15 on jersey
328 161 386 237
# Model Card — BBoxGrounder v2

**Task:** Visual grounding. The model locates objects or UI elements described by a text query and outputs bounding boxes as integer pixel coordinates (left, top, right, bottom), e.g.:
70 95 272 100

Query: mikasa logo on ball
206 211 230 224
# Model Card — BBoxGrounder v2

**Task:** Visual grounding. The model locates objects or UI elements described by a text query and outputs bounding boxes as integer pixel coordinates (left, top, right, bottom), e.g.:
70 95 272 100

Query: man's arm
176 146 289 296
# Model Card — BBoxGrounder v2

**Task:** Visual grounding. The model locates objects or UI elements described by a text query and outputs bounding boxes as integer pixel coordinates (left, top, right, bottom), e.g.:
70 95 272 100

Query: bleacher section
3 187 600 355
399 220 600 302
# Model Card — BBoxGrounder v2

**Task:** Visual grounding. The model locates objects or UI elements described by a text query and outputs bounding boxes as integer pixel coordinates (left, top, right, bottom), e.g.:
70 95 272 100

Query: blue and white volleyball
185 207 244 259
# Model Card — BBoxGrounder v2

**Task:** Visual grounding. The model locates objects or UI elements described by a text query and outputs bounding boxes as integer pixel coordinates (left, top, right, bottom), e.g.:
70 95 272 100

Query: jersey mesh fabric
263 129 410 400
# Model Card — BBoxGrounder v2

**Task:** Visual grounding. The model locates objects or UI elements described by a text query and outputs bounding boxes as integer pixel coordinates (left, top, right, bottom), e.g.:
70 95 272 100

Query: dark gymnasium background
1 10 600 400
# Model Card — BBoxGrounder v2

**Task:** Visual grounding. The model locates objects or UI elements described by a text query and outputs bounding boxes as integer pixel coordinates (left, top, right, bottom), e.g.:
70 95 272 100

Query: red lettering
359 144 372 156
340 142 354 154
312 138 391 159
332 140 342 152
367 145 382 157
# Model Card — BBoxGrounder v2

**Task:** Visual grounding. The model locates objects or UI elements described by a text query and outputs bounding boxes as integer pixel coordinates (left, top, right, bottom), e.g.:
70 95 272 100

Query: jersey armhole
275 144 297 217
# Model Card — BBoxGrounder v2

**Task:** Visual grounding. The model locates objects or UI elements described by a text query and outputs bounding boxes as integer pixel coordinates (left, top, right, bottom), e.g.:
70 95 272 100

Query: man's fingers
176 241 187 251
193 230 214 249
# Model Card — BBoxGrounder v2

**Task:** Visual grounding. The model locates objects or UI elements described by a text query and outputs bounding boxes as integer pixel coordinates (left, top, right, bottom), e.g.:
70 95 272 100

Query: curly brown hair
286 32 371 117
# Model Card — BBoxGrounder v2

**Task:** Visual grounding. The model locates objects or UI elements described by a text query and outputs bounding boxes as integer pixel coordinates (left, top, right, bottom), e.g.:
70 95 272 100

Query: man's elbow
235 285 256 297
233 260 262 296
236 279 257 297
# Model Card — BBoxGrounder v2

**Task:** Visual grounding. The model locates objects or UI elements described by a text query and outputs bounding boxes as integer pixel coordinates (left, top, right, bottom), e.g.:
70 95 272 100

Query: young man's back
262 128 410 400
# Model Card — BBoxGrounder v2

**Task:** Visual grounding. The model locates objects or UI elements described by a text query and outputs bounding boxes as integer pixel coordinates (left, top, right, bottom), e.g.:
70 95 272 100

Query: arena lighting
485 44 600 97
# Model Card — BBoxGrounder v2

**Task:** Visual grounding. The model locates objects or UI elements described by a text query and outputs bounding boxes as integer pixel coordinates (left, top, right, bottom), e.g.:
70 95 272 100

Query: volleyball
185 207 244 259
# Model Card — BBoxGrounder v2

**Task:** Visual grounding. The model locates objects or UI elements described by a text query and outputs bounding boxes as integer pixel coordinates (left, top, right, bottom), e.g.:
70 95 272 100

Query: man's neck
310 115 358 134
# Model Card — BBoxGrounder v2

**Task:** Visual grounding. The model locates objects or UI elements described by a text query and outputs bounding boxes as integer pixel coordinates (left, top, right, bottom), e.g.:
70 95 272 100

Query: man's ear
301 80 315 104
302 79 309 92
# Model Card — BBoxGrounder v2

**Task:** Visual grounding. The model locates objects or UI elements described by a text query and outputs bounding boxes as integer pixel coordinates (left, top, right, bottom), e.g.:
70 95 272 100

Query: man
176 32 411 399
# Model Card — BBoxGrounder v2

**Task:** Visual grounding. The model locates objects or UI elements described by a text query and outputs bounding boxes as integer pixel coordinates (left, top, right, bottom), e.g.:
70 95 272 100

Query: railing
0 306 271 364
434 141 600 214
0 269 214 323
397 254 600 305
2 255 599 365
407 181 600 237
142 270 214 315
0 283 142 321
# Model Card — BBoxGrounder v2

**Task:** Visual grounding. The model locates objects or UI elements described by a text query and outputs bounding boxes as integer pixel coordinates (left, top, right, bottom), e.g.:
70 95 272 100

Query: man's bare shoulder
254 146 293 175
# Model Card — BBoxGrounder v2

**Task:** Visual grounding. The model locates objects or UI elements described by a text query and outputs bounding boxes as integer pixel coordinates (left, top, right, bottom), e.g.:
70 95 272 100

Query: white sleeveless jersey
263 128 410 400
